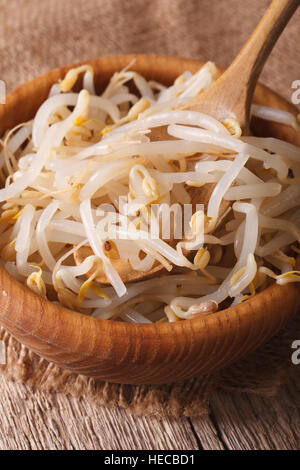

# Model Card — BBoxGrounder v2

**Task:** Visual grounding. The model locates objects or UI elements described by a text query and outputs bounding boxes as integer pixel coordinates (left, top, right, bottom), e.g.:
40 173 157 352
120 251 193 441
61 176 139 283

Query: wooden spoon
75 0 299 284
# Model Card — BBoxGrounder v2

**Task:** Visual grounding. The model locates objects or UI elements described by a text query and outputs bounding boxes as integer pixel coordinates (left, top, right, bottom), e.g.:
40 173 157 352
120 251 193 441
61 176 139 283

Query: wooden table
0 373 298 450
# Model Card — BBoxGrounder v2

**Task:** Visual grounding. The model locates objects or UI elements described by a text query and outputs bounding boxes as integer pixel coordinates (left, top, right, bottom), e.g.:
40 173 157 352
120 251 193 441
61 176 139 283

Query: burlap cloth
0 0 299 418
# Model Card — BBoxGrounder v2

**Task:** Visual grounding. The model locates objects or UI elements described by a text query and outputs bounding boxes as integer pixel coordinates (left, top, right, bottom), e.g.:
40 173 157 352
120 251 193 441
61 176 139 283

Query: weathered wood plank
0 375 199 450
1 371 299 450
205 375 300 450
188 416 225 450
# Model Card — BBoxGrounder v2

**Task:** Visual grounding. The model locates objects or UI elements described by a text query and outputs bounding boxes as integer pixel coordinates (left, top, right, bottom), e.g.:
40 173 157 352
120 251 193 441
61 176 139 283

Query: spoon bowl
74 245 165 283
0 54 299 384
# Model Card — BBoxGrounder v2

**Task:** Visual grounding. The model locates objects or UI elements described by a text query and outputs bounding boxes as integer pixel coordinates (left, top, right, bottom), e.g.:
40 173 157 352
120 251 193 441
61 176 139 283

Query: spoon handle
231 0 298 111
193 0 299 130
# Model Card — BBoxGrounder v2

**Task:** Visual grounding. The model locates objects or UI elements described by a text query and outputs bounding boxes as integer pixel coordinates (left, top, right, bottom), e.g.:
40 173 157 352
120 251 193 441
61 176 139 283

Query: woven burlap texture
0 0 299 417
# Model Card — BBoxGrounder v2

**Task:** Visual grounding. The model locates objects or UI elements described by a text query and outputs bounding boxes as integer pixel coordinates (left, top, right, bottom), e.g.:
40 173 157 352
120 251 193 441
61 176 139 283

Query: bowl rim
0 53 299 346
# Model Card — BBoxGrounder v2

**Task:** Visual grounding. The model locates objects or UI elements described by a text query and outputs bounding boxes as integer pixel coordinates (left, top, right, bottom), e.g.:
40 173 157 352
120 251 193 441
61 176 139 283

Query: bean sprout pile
0 61 299 323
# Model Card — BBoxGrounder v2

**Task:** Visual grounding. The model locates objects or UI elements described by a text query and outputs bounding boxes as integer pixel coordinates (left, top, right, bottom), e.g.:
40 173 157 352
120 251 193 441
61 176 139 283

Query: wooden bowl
0 55 299 385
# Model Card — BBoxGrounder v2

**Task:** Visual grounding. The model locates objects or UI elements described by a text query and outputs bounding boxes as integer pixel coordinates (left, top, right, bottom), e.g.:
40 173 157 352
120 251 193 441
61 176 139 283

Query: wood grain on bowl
0 55 299 384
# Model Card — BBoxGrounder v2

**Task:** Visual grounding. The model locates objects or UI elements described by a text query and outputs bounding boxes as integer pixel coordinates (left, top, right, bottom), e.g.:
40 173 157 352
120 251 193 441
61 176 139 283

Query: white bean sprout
0 62 299 322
